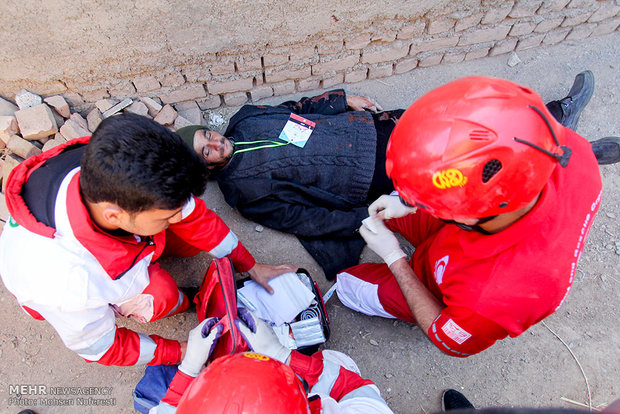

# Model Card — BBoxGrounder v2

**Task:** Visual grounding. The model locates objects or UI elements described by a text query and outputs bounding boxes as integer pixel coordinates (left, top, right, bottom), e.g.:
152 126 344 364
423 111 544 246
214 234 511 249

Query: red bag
193 257 248 361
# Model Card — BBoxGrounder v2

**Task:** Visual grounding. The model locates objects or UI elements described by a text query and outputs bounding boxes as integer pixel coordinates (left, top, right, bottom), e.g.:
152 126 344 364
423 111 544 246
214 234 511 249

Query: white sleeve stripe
164 290 184 318
309 359 340 395
180 198 196 220
208 231 239 258
136 333 157 365
340 384 386 402
74 328 116 360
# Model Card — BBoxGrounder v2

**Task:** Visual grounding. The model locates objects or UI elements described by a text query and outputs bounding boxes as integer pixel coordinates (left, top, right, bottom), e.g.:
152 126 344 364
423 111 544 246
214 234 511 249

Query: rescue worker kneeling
151 309 393 413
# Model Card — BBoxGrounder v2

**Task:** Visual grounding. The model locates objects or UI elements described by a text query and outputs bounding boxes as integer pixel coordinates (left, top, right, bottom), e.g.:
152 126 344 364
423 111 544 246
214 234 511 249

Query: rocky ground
0 32 618 413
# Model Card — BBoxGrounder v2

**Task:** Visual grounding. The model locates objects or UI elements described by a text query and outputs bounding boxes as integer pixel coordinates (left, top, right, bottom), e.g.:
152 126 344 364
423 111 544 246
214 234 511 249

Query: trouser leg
545 100 563 123
367 110 405 202
115 263 190 323
336 262 416 323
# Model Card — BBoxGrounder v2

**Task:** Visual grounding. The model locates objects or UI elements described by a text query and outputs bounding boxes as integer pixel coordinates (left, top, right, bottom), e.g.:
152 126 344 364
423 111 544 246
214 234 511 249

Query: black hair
80 113 208 213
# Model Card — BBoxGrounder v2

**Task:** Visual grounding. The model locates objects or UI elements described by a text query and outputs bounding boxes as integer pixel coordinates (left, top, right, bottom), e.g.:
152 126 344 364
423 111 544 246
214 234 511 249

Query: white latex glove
178 317 223 377
360 216 406 266
368 194 417 219
235 308 291 363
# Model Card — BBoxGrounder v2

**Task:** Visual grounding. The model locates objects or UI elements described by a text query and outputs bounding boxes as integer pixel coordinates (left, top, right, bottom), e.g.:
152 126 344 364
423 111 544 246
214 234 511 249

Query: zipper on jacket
116 236 154 279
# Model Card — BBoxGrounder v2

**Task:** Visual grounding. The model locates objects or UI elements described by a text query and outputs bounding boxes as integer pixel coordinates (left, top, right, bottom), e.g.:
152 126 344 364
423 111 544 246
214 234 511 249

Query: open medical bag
133 258 330 413
194 257 249 360
236 267 330 355
195 257 330 355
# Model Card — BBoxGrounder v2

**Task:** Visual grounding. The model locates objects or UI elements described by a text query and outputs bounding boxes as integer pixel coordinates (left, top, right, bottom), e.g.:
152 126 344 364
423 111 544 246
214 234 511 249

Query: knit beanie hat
176 125 207 150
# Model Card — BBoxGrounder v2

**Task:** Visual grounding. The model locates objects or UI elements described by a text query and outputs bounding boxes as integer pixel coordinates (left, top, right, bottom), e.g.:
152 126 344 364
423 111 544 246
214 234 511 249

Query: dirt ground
0 32 618 414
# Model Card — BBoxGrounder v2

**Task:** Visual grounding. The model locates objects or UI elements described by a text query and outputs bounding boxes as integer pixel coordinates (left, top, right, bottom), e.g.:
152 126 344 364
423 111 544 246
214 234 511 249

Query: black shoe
442 389 475 411
557 70 595 131
591 137 620 165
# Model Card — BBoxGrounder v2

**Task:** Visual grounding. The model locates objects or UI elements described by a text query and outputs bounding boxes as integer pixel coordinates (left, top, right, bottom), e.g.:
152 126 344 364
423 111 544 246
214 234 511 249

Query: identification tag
278 113 315 148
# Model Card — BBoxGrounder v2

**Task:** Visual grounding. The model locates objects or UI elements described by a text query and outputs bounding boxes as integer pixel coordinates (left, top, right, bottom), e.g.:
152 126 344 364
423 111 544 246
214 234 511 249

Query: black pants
368 109 405 202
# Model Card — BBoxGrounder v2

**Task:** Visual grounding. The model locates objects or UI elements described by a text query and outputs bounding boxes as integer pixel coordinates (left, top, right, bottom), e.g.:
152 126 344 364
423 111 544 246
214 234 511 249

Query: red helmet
176 352 309 414
386 76 570 220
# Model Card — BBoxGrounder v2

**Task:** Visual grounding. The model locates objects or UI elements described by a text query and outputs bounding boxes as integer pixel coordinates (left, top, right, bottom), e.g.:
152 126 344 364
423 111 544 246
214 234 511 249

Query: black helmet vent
482 160 502 183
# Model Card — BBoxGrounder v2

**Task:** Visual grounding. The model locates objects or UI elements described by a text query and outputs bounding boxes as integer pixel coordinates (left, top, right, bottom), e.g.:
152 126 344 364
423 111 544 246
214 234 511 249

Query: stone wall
0 0 618 110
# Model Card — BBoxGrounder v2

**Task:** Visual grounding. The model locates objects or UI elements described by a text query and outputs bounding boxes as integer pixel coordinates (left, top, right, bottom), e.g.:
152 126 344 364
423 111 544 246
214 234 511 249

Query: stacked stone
0 90 202 233
8 0 615 114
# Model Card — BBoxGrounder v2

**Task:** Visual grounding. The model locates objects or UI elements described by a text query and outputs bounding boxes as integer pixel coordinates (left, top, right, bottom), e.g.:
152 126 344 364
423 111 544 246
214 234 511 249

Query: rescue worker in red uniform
151 309 393 413
0 114 293 367
335 76 603 357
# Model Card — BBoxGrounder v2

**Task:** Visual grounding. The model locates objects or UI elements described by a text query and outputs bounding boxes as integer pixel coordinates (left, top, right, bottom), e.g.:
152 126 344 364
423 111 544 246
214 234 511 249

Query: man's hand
346 95 384 113
235 308 292 363
178 317 223 377
359 216 406 266
369 194 417 220
247 263 296 294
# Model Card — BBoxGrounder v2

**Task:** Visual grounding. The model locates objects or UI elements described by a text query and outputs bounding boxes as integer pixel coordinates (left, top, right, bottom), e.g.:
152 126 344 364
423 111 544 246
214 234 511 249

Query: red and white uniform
0 137 255 366
153 350 393 413
337 129 602 357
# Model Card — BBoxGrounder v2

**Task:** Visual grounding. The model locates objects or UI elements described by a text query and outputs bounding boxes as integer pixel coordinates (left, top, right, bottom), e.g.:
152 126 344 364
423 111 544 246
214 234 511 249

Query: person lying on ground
176 72 616 280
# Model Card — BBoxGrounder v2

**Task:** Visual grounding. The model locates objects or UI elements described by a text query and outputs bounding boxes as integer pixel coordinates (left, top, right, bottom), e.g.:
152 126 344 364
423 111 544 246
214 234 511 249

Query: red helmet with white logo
176 352 309 414
386 76 570 220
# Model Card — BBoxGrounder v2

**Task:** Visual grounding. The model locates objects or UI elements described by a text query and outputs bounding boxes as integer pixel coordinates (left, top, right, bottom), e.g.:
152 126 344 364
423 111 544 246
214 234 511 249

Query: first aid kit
237 268 330 355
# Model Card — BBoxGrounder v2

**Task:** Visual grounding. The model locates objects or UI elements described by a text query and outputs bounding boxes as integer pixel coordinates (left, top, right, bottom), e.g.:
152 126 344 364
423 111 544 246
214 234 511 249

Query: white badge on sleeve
278 113 315 148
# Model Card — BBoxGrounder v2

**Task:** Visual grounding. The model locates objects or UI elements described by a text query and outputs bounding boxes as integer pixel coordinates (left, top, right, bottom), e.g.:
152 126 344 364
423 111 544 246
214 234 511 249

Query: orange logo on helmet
432 169 468 189
243 352 270 361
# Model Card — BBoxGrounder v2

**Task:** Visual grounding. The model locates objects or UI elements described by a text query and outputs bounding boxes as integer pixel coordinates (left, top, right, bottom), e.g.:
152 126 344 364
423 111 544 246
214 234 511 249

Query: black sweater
215 90 379 279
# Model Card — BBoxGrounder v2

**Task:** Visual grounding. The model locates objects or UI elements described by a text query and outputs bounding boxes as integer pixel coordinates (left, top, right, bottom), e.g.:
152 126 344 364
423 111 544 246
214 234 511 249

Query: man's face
193 129 234 168
119 207 184 236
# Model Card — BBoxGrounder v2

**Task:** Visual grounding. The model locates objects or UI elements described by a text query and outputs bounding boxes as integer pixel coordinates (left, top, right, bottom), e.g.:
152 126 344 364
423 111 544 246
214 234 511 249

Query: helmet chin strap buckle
557 145 572 168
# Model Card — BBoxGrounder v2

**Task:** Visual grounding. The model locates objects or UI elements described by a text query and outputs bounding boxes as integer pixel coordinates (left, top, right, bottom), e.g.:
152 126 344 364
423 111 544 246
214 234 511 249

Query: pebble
15 89 43 109
208 112 225 127
507 52 521 67
255 225 264 232
385 373 394 378
605 212 616 218
369 339 379 346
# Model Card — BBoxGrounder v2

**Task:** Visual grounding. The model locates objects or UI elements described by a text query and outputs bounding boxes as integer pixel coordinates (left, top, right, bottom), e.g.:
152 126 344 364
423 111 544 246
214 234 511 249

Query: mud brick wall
0 0 618 111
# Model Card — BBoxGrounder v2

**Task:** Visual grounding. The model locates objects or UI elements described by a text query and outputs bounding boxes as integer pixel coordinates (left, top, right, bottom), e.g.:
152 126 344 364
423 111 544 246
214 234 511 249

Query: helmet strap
441 216 497 235
513 106 572 168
